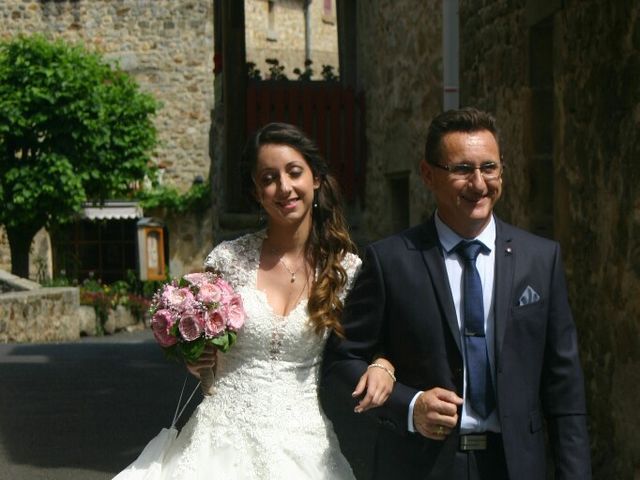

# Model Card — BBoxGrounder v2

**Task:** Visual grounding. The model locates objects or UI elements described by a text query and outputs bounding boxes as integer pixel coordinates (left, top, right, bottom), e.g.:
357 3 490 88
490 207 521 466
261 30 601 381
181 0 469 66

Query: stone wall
0 287 80 342
245 0 338 79
146 207 216 276
0 268 41 293
0 287 142 341
0 229 9 274
460 0 640 477
0 227 55 282
356 0 442 240
459 0 532 230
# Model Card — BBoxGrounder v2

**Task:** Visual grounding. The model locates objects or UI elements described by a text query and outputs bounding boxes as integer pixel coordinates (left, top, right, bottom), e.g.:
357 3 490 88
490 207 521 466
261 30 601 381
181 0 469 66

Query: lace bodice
158 231 361 479
203 230 360 366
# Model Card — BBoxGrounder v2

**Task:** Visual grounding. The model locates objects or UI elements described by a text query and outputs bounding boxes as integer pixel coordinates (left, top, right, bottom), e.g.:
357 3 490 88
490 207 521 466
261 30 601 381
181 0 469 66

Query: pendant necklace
265 233 304 283
277 256 300 283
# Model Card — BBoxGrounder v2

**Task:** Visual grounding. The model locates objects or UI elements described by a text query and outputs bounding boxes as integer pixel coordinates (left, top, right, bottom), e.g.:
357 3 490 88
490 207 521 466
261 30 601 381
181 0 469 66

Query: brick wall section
460 0 640 477
0 0 215 191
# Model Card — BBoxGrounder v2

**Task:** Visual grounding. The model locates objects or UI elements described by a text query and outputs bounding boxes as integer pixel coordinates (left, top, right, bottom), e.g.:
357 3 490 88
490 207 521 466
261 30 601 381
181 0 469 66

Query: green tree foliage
0 35 158 277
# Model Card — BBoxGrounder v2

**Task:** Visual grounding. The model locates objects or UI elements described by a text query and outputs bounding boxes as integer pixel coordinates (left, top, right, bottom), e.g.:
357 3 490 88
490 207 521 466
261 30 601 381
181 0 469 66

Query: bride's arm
351 356 396 413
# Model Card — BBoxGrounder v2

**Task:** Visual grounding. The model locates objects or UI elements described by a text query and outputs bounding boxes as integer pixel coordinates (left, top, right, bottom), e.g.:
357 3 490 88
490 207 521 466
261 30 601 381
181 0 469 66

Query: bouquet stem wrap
199 367 215 396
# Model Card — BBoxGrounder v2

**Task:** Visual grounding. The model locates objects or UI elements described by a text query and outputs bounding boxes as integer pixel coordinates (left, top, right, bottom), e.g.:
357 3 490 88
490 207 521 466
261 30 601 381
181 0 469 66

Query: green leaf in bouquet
211 333 231 353
227 331 237 349
178 277 189 288
163 344 179 362
179 337 206 363
169 322 180 337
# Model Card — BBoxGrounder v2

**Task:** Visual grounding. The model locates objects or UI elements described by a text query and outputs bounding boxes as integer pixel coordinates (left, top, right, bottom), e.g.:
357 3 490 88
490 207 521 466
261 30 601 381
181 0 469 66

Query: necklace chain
271 248 304 284
277 256 299 283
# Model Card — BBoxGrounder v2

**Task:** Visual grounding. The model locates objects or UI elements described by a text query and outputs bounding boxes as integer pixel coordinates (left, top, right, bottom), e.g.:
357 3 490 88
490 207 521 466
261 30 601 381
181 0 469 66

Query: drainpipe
304 0 312 62
443 0 459 110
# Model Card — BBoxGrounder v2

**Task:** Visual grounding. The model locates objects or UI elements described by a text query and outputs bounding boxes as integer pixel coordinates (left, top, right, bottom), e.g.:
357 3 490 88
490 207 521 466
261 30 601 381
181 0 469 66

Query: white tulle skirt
113 391 355 480
113 427 178 480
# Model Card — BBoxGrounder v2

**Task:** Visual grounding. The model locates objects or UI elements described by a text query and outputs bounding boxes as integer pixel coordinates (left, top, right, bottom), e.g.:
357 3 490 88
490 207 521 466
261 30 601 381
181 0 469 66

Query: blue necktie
454 240 495 419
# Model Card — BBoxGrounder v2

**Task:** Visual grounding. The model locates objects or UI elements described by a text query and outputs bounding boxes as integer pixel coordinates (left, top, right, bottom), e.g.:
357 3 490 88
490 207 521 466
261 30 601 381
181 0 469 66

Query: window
52 219 138 283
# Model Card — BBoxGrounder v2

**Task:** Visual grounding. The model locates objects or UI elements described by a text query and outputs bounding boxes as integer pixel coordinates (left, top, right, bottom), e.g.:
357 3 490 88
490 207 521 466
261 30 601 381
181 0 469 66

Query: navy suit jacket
322 216 591 479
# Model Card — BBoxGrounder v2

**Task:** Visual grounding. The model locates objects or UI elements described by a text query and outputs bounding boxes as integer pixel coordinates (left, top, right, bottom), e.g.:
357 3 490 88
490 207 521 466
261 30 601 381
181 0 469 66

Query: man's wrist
407 391 423 432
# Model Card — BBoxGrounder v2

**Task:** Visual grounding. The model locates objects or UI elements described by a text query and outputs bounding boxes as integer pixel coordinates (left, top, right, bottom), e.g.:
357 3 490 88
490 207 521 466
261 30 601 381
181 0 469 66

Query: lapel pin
505 247 512 255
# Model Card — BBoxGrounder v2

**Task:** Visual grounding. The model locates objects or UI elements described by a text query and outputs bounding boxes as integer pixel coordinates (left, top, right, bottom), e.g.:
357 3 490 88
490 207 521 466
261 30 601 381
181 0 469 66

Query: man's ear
419 159 434 189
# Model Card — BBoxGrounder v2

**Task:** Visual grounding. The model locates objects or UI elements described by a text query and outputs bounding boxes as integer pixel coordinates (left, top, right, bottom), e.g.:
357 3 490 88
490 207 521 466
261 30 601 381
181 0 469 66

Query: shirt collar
434 213 496 255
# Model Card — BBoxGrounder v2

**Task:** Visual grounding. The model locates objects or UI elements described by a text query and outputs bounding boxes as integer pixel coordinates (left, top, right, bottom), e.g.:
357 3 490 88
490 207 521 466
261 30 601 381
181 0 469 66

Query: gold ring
437 426 445 436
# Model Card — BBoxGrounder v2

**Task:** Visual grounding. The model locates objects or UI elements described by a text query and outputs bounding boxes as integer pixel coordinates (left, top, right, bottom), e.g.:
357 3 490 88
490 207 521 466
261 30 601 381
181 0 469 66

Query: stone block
104 305 138 334
78 305 97 336
0 268 41 292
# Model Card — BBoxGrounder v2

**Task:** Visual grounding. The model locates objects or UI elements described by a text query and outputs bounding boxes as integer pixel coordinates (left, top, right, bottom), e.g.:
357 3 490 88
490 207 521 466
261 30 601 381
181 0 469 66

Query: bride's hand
352 357 396 413
186 345 218 379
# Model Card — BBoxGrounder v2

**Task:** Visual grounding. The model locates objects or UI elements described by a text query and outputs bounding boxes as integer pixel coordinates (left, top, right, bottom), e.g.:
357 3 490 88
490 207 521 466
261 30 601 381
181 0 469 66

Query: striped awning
82 201 143 220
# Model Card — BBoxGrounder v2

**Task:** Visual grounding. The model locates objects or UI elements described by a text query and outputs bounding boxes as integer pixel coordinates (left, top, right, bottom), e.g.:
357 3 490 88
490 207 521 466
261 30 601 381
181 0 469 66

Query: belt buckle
459 434 487 451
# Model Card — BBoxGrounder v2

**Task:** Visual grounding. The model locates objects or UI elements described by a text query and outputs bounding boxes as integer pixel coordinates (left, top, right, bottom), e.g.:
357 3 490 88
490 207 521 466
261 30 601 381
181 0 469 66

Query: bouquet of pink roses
149 272 245 395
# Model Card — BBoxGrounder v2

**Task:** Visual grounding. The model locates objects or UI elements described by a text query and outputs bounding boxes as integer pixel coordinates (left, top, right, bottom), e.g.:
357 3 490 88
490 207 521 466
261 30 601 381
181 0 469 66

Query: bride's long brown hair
244 122 356 336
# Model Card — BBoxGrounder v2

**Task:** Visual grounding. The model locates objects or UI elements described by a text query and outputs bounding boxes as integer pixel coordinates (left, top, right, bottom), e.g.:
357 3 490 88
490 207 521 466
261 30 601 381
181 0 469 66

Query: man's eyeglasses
433 162 503 180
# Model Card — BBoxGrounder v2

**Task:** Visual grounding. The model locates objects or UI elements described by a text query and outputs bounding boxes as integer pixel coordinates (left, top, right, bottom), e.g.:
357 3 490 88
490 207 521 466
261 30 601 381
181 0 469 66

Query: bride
116 123 395 479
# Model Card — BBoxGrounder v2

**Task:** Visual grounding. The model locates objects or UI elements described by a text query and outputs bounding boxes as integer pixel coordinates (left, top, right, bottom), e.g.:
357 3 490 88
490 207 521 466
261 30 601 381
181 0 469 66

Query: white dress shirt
407 213 501 434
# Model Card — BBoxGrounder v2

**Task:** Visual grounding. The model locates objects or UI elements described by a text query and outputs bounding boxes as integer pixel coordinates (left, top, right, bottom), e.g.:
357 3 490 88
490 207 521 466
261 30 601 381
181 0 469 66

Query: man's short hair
424 107 499 165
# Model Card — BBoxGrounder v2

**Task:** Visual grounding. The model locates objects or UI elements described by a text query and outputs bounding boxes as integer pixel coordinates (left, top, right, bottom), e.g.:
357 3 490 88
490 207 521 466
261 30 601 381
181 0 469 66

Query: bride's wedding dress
117 231 359 480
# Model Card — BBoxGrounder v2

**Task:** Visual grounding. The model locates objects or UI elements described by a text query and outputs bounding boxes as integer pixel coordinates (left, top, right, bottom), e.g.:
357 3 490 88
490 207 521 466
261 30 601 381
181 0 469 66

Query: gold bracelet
368 363 396 382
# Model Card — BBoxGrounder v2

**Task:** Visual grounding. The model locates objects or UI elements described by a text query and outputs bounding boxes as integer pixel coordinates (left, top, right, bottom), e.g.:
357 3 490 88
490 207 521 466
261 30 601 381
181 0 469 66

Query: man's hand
413 387 463 440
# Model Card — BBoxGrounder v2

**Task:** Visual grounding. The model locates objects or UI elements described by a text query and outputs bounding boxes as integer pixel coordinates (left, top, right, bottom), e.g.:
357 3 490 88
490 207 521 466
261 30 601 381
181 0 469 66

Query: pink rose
203 309 226 337
178 310 204 341
183 272 209 286
224 294 246 331
151 309 178 347
215 277 235 296
161 286 196 310
197 281 223 304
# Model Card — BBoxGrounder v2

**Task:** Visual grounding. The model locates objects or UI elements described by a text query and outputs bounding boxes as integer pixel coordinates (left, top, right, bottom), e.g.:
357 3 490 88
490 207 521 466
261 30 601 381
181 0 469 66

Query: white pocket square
518 285 540 306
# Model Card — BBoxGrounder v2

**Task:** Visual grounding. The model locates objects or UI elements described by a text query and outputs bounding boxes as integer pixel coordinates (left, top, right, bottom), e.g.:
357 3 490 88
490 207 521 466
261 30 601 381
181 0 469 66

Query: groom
322 107 591 479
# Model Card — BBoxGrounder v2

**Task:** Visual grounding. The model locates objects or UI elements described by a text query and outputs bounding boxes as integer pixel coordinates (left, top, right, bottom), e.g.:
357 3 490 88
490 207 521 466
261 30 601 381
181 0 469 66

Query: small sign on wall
137 218 166 281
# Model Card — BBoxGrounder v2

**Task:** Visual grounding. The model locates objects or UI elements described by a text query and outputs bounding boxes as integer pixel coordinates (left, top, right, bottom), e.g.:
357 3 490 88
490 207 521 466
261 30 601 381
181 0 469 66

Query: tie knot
454 240 486 262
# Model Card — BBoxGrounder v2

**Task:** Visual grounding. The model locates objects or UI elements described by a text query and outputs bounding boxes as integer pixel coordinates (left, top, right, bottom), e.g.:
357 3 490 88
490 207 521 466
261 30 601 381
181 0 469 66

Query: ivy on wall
136 181 211 213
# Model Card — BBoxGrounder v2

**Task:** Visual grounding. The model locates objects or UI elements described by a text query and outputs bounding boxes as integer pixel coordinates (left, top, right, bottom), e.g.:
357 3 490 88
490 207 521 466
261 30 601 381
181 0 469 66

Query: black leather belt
459 432 501 451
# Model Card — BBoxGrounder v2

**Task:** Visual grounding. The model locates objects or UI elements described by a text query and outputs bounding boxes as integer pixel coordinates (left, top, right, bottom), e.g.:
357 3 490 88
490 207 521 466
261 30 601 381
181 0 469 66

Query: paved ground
0 330 375 480
0 330 199 480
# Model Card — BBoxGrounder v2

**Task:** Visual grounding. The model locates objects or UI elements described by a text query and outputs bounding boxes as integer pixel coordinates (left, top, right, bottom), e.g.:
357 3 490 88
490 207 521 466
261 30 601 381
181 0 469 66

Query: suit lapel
493 218 515 359
417 219 462 354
